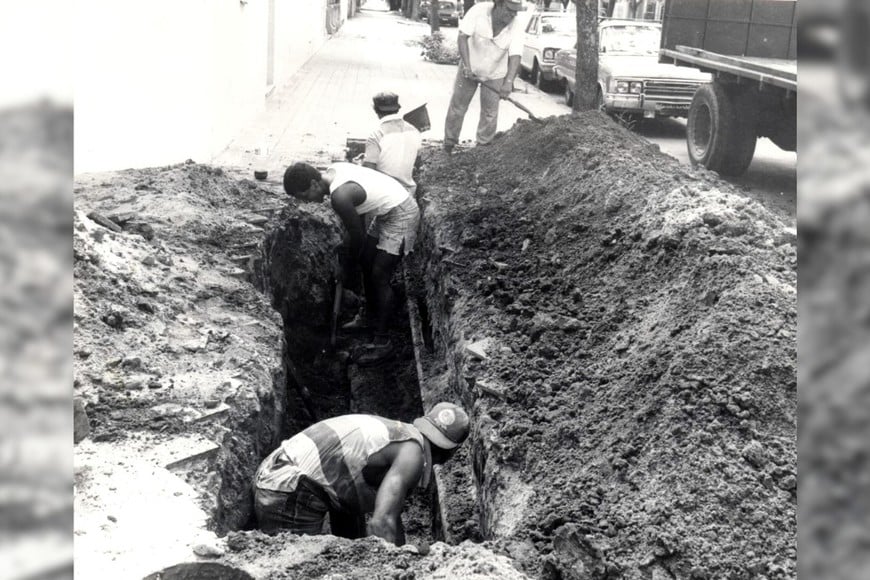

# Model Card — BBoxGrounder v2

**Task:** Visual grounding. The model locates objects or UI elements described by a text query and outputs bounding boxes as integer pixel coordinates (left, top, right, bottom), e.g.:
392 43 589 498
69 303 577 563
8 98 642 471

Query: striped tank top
254 414 432 514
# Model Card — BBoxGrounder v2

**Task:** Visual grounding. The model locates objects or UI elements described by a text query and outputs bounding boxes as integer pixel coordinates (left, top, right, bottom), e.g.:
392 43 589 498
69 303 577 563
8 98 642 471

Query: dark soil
408 111 797 579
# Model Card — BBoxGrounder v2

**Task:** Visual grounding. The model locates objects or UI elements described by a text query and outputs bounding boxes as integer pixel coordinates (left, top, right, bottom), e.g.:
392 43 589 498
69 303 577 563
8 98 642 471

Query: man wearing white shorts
283 161 420 364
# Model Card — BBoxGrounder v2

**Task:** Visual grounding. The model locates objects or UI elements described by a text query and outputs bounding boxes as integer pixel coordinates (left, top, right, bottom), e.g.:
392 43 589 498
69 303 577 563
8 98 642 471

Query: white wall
75 0 329 174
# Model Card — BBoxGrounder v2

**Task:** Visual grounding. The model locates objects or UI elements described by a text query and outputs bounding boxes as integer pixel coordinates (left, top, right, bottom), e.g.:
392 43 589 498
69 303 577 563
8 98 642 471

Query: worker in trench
283 157 420 365
443 0 526 154
339 91 423 334
252 402 470 545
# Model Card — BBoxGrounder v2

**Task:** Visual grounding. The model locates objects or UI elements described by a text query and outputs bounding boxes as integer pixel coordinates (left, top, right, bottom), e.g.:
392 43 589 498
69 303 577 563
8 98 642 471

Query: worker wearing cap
253 403 470 545
364 92 422 196
444 0 527 153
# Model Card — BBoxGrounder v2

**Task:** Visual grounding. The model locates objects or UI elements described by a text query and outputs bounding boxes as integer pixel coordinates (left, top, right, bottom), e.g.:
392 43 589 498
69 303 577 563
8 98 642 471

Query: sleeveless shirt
327 162 410 216
254 414 432 514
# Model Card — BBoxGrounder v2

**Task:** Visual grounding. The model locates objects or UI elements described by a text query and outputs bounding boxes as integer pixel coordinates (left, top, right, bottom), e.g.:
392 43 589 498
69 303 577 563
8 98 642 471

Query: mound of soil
410 112 797 579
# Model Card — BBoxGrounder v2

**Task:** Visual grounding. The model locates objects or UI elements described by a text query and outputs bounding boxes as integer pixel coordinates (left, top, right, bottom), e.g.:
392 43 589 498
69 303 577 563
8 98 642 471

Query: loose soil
74 110 796 580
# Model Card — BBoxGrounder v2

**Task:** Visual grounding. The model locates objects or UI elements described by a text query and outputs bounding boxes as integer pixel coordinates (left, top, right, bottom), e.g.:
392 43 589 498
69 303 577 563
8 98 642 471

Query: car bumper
539 63 559 81
603 94 694 118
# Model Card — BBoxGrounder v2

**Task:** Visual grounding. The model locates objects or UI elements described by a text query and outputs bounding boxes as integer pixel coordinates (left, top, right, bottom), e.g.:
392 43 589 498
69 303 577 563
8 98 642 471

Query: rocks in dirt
543 524 616 580
87 211 123 233
73 397 91 444
225 531 249 552
741 440 768 469
465 339 491 360
193 542 225 558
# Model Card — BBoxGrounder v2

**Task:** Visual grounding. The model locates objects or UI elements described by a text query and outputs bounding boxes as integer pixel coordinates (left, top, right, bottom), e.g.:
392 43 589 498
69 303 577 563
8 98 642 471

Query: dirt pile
409 111 797 579
73 163 288 577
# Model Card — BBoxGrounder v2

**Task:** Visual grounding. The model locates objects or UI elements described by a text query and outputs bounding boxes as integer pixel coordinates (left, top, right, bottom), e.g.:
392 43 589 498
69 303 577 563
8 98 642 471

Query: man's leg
445 70 479 150
344 234 379 331
371 249 401 337
477 76 503 145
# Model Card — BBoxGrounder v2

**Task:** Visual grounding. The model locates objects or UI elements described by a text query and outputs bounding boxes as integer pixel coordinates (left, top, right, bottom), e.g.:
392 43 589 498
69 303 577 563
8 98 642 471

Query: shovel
479 80 544 123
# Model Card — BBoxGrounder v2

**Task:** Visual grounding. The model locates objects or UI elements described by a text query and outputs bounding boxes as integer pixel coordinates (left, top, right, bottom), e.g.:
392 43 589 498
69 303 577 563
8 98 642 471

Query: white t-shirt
327 162 409 216
459 2 527 81
365 114 422 195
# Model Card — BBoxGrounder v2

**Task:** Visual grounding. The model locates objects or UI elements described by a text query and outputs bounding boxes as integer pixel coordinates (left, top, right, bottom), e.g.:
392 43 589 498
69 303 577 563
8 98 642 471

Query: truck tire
687 83 756 176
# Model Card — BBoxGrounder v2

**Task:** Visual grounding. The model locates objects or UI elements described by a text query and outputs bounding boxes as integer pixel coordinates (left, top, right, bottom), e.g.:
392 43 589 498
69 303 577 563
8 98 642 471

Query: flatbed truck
659 0 796 176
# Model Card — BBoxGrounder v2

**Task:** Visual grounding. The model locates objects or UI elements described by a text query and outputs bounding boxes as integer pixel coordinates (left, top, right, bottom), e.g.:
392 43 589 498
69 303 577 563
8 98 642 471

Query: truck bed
661 45 797 92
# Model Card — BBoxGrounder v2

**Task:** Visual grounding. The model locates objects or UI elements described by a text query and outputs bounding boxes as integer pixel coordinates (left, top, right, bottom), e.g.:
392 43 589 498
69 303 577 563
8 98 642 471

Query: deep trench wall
257 201 344 431
411 112 796 579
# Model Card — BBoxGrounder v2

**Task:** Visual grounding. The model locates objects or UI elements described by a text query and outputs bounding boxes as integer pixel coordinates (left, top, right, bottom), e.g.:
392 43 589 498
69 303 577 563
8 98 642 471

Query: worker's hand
498 79 514 99
460 62 477 81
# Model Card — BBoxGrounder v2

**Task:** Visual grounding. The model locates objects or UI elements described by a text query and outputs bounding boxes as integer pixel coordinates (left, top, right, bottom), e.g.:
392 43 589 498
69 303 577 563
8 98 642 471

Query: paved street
214 0 795 212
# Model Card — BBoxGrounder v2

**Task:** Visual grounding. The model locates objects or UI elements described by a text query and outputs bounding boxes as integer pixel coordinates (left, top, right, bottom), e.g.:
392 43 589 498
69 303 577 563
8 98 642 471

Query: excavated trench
150 111 795 580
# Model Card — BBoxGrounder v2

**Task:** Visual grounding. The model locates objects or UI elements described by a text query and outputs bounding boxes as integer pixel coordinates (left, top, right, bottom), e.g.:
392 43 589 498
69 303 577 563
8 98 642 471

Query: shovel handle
330 280 342 347
479 81 544 123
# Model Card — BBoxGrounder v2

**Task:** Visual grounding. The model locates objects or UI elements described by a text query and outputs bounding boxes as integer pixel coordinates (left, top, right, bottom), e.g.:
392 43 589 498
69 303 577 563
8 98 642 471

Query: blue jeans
444 69 503 148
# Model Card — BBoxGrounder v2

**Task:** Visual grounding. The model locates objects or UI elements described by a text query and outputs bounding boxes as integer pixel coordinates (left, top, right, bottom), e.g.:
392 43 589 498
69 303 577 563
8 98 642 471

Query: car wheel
564 82 574 107
530 61 540 86
535 68 553 93
595 87 605 112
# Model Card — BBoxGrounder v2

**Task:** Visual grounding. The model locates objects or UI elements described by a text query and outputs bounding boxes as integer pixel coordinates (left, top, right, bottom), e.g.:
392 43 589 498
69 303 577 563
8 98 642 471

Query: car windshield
541 16 574 35
602 25 660 55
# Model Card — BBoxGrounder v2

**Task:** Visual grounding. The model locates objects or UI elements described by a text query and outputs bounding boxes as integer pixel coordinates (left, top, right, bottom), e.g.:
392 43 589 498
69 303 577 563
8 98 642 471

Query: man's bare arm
368 442 424 545
330 183 367 253
458 33 472 77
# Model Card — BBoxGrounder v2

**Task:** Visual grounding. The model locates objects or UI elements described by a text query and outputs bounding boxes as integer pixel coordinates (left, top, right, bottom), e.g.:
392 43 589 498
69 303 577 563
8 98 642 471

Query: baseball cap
373 91 401 113
413 402 470 450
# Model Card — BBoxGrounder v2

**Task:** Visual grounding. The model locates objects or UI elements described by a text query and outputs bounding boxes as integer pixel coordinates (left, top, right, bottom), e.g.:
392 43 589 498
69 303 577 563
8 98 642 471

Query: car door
522 15 539 71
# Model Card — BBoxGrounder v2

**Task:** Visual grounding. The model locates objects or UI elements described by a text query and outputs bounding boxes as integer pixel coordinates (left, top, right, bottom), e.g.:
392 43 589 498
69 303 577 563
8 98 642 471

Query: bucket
403 103 430 133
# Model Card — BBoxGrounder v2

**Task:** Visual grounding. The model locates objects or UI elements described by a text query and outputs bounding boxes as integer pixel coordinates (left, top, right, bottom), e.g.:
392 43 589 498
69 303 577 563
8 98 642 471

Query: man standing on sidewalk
364 92 422 196
443 0 526 153
283 161 420 365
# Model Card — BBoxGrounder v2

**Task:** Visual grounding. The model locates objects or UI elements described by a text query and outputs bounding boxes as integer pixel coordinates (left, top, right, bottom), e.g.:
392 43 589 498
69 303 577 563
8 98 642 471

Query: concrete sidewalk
212 2 568 175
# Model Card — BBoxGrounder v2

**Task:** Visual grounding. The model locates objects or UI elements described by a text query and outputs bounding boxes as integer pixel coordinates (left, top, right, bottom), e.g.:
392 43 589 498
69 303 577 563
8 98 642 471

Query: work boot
353 337 395 367
341 310 371 332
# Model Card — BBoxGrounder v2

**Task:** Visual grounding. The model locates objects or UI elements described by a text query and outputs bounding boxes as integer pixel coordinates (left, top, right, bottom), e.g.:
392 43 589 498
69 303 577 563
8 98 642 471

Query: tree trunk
430 1 441 33
573 0 599 111
410 0 419 19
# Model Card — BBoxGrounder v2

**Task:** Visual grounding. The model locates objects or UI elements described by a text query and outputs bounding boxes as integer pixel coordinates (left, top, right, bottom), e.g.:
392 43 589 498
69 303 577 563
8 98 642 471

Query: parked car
553 20 710 119
421 0 463 26
520 12 575 91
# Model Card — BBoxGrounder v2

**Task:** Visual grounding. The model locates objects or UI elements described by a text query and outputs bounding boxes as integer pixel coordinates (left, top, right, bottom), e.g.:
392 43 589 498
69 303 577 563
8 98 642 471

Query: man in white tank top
283 161 421 365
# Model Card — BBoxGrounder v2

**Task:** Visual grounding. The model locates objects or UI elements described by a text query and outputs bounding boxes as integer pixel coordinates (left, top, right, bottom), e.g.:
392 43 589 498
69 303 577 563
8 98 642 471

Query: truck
659 0 797 176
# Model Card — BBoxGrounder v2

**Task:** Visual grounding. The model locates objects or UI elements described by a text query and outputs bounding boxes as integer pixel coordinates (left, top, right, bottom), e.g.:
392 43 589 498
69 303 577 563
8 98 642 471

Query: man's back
255 414 431 513
365 115 422 194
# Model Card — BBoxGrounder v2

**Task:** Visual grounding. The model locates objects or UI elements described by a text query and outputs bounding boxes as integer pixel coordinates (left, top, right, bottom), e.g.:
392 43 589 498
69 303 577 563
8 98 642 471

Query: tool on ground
330 277 343 348
479 81 544 124
283 350 318 422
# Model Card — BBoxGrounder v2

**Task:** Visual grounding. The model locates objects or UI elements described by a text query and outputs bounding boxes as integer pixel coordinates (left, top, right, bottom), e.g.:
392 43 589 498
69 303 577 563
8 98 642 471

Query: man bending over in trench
253 403 470 545
283 161 420 365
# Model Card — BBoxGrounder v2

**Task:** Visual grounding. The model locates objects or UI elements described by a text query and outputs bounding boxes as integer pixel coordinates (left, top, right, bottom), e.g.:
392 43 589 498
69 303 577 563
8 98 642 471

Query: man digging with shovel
443 0 526 154
283 161 419 365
